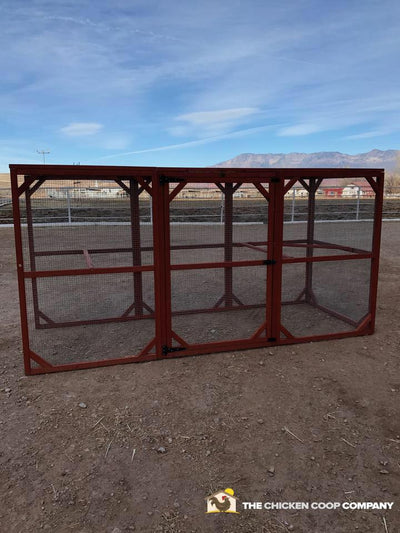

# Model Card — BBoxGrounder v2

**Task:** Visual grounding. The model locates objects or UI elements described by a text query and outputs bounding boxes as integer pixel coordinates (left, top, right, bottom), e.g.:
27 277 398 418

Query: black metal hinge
162 345 186 355
268 337 277 342
263 259 276 265
271 177 280 183
159 175 185 185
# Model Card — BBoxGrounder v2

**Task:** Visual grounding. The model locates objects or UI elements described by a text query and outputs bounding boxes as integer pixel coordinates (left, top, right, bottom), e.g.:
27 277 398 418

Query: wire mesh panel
279 172 381 343
169 184 225 265
171 266 267 345
280 259 371 338
283 177 376 258
9 165 384 374
25 273 155 367
12 169 157 373
167 179 271 349
19 179 153 270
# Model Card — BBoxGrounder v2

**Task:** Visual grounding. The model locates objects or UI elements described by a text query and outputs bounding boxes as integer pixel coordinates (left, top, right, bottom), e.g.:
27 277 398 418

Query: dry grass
0 173 10 189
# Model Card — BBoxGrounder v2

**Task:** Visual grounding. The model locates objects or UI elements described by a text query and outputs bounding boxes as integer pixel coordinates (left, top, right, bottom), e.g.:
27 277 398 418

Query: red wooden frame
9 164 384 374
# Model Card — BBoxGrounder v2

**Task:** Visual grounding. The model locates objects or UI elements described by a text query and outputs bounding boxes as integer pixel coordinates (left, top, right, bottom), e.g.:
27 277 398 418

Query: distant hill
214 149 399 170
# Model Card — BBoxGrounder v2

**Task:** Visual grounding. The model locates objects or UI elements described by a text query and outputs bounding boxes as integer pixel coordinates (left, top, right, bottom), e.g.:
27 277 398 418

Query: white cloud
60 122 103 136
277 123 322 137
344 130 391 140
176 107 259 126
170 107 261 138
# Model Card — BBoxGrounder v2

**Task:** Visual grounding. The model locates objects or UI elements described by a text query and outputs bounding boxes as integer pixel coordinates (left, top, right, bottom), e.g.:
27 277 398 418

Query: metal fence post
149 194 153 224
356 186 360 221
66 188 72 224
291 187 296 222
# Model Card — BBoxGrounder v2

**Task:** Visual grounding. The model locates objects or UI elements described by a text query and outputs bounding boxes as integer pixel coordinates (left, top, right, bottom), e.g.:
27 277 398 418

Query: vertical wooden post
305 178 317 304
270 173 284 341
152 174 172 354
11 172 32 375
224 182 233 307
368 172 384 333
130 180 144 316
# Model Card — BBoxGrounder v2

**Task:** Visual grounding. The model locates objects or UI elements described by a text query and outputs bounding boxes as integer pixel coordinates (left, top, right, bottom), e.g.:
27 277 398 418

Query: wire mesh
9 167 383 373
18 175 156 368
27 272 155 324
25 271 155 366
169 181 269 345
169 182 270 263
283 177 376 258
19 179 153 271
171 266 266 344
281 259 371 337
3 177 399 225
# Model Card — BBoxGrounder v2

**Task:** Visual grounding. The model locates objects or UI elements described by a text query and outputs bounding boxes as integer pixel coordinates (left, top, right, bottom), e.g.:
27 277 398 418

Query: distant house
322 187 343 198
47 187 127 199
342 182 375 198
99 188 126 197
287 187 308 198
342 184 362 197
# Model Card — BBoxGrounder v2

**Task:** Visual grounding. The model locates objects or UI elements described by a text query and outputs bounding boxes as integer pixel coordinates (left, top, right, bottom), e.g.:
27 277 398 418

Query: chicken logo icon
205 488 239 514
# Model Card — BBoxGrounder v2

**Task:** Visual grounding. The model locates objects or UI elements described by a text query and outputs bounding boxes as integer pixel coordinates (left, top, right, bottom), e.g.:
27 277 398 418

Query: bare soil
2 196 400 225
0 223 399 532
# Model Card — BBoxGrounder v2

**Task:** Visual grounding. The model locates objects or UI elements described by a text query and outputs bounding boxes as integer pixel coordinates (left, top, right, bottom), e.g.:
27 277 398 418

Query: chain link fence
1 185 400 225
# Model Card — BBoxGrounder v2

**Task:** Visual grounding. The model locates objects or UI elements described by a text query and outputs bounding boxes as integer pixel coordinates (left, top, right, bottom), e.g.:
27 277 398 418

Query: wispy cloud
61 122 103 136
91 124 275 161
277 123 322 136
43 14 183 42
176 107 259 126
344 129 395 140
170 107 260 137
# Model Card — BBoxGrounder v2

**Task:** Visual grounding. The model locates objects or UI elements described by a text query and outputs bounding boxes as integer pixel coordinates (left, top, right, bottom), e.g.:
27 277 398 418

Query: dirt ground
0 223 399 532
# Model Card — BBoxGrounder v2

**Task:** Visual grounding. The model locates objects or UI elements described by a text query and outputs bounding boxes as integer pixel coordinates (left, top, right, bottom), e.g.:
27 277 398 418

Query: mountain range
214 149 399 170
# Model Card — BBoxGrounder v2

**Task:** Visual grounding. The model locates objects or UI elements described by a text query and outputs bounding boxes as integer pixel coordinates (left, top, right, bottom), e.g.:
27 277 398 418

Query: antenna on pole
36 149 50 164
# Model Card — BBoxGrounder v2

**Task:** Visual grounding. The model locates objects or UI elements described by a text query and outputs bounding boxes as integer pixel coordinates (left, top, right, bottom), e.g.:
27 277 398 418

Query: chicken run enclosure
10 165 384 375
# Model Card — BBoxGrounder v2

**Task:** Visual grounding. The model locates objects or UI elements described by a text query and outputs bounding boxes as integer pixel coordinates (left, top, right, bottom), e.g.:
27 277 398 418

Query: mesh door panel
169 181 269 346
169 182 270 264
171 266 266 344
170 183 224 264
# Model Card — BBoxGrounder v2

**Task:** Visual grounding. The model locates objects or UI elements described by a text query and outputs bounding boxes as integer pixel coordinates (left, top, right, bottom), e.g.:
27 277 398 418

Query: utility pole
36 149 50 164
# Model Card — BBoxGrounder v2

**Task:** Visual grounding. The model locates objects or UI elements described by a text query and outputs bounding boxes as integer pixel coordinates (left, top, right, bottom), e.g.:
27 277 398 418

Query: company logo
205 488 239 514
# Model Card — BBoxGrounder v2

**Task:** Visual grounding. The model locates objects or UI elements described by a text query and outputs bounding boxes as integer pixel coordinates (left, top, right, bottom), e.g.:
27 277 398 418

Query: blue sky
1 0 399 171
